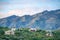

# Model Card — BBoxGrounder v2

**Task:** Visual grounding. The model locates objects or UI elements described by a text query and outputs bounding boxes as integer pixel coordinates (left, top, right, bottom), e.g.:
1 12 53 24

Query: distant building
5 30 14 35
29 28 37 32
5 27 16 35
45 30 53 36
11 27 16 31
46 32 52 36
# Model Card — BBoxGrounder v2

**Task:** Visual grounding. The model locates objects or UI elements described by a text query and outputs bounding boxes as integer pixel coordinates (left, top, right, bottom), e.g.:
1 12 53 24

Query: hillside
0 27 60 40
0 9 60 30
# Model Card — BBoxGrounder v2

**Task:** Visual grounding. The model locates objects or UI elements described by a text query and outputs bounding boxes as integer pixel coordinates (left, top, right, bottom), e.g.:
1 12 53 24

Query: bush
0 30 4 35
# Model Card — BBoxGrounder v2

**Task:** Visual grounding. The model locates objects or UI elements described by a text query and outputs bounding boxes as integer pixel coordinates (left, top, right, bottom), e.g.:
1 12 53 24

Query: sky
0 0 60 18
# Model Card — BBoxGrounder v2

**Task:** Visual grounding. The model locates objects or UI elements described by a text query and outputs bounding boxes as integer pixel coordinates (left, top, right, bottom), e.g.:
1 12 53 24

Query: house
46 32 53 36
11 27 16 31
5 30 14 35
5 27 16 35
45 30 53 36
29 28 37 32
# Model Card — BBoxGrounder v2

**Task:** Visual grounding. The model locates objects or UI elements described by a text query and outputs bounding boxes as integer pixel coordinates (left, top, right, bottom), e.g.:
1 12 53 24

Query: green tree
0 30 4 35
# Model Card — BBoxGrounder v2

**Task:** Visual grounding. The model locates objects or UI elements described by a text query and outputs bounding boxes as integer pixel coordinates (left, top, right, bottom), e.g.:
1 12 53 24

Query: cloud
0 6 3 11
0 8 43 18
0 12 13 18
0 7 43 18
0 0 59 18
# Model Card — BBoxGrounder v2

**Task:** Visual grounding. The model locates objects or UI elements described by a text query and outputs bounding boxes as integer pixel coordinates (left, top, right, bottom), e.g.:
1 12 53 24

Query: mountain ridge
0 9 60 30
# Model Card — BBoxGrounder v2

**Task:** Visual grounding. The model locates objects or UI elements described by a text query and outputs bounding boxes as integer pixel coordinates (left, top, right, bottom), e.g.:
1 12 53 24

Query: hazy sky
0 0 60 18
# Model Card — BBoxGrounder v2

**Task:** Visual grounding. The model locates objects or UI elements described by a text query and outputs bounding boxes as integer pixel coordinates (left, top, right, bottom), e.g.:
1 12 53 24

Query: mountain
0 15 33 28
0 9 60 30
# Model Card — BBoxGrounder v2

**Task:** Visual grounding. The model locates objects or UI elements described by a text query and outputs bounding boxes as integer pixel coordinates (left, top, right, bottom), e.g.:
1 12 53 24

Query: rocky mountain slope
0 9 60 30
